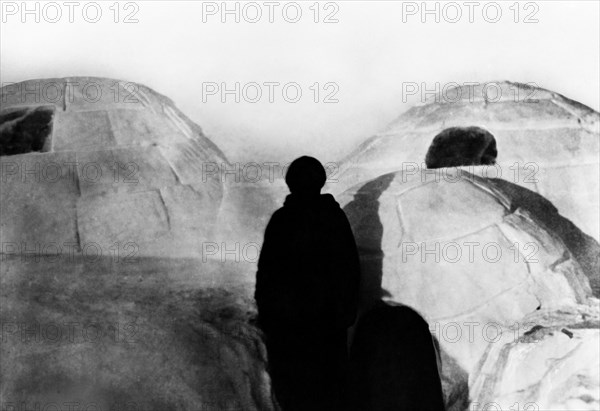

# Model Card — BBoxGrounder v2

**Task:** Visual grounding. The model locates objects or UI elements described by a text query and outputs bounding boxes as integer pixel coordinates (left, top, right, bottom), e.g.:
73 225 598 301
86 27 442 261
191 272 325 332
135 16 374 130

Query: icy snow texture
333 81 600 241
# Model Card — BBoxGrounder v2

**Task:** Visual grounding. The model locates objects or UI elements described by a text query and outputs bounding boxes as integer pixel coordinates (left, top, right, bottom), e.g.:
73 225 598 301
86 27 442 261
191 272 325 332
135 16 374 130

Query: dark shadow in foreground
348 301 446 411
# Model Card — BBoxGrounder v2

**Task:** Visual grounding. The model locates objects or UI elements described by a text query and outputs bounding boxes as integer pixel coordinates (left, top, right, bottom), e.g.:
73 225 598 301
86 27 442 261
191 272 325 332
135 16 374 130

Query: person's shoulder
320 193 342 209
321 194 352 223
268 206 293 226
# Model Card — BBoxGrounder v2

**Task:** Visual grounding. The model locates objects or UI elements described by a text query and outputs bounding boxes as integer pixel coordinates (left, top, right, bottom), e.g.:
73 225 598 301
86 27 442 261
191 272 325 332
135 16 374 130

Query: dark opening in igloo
425 126 497 169
0 106 54 156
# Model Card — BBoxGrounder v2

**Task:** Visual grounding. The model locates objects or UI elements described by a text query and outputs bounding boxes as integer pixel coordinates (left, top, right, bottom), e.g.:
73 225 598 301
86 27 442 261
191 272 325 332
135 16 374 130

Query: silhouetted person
255 156 360 411
349 302 446 411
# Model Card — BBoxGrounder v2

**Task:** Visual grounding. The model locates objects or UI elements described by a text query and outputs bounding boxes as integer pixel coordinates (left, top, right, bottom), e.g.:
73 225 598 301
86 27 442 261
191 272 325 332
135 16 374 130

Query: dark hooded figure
348 302 447 411
255 156 360 411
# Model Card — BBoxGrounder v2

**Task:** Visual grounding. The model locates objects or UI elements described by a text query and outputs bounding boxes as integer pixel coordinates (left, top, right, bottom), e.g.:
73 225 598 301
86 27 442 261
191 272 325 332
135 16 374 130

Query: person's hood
283 193 340 210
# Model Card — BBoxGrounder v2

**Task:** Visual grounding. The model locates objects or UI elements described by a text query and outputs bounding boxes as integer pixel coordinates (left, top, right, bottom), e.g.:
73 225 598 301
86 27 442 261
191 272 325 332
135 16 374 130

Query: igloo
333 81 600 241
470 304 600 411
0 78 279 410
1 77 228 258
338 167 598 409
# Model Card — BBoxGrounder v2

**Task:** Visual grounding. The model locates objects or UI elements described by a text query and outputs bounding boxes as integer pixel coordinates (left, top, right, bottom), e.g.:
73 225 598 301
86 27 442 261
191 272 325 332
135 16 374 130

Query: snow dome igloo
333 81 600 241
1 77 228 258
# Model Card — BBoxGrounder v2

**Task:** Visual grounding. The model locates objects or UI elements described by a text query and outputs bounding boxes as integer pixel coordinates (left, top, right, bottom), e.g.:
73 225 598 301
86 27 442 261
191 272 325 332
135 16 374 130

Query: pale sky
1 1 599 163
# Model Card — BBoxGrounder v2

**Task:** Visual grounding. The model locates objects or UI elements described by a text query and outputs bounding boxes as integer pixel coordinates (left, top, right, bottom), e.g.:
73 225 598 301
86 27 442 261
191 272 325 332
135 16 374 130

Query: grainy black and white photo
1 1 599 410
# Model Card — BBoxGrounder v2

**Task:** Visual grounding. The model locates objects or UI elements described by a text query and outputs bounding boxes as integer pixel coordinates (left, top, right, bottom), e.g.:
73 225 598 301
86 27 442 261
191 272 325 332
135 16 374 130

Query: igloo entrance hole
425 126 497 169
0 106 54 156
